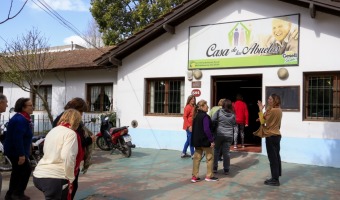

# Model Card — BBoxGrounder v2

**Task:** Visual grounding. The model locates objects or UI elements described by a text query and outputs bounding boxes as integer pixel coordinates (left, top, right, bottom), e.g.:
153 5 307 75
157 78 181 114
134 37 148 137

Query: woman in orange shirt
181 95 196 158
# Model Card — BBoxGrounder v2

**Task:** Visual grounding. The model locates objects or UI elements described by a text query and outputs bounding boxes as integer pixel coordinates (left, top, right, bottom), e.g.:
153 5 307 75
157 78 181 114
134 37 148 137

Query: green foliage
90 0 185 45
100 112 117 127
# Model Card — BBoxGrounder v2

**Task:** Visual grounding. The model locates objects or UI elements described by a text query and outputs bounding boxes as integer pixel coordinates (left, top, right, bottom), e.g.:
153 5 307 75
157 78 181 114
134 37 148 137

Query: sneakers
181 153 191 158
205 176 219 181
241 145 245 148
233 145 237 149
264 178 280 186
191 176 201 183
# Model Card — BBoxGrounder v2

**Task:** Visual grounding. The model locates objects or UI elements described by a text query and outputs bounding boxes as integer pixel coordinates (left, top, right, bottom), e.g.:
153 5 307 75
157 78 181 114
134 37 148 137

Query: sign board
191 89 201 97
188 14 300 69
192 81 201 88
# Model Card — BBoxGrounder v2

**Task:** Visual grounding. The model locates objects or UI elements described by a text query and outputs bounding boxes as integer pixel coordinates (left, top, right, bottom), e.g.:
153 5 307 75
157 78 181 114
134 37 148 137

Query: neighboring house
0 46 116 132
94 0 340 168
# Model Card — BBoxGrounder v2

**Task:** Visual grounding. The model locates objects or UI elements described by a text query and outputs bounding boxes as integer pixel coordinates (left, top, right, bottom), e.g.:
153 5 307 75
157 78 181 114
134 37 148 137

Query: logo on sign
191 89 201 97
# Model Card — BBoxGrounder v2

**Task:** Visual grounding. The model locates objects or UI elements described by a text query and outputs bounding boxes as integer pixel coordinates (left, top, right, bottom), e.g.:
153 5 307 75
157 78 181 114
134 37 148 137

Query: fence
0 113 103 136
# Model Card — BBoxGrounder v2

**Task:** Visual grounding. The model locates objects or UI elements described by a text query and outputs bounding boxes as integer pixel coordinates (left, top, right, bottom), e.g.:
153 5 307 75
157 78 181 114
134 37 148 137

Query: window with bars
146 78 185 115
87 83 113 112
304 72 340 121
32 85 52 111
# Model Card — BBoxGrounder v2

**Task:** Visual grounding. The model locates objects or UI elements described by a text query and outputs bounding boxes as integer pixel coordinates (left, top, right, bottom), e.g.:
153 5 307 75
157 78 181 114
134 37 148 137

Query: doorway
211 74 262 153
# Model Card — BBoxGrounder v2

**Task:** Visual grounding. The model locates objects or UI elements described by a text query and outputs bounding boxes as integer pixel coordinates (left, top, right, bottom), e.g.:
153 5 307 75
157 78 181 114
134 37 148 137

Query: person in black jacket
191 99 218 183
52 98 95 199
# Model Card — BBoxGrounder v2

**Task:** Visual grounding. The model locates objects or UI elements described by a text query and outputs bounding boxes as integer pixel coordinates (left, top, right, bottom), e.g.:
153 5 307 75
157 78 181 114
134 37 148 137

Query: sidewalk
1 148 340 200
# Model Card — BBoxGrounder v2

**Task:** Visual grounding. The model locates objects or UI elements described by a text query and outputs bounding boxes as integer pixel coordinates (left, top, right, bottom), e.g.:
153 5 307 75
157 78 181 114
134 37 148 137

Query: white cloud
63 35 87 47
30 0 89 12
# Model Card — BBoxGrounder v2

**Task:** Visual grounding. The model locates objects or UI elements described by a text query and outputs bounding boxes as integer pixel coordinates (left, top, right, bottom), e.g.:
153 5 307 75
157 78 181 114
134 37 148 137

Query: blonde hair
57 108 82 130
193 99 207 119
217 98 226 106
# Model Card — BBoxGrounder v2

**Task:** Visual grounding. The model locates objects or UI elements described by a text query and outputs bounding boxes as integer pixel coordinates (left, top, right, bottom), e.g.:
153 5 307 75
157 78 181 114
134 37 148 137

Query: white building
0 47 116 132
1 0 339 168
94 0 340 168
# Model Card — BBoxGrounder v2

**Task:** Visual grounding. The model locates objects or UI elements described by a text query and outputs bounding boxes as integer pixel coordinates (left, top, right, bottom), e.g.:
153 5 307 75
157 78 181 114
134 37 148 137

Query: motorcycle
0 122 12 171
0 107 45 170
96 116 135 157
30 135 45 167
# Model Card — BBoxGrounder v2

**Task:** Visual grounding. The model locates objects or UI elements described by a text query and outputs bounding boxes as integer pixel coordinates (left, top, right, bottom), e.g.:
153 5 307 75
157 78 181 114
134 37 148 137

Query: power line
31 0 105 53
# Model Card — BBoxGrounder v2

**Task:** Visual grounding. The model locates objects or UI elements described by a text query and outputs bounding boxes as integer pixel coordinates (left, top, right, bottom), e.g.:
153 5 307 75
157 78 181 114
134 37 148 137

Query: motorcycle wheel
0 152 12 171
96 136 111 151
119 138 131 158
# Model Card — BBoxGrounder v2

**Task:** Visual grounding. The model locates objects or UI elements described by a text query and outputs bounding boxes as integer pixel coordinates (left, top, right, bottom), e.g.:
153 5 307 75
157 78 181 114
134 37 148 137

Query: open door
211 74 262 153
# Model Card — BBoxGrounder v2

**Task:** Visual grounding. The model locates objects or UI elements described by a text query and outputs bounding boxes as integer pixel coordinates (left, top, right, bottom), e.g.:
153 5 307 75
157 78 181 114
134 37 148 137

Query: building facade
96 0 340 168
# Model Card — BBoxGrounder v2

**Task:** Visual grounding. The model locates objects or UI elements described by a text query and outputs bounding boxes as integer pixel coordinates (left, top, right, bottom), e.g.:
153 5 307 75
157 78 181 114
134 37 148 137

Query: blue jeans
182 129 194 156
214 136 233 171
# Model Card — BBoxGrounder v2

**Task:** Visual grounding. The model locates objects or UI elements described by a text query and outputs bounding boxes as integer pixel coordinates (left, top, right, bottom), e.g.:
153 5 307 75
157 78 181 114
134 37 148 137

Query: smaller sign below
192 81 201 88
191 89 201 97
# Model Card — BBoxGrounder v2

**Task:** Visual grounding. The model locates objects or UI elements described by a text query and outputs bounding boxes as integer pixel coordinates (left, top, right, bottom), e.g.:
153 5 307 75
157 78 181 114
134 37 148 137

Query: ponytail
193 104 199 119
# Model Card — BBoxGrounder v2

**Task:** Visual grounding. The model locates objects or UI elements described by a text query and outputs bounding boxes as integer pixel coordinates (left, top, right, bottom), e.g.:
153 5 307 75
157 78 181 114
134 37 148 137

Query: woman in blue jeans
181 95 196 158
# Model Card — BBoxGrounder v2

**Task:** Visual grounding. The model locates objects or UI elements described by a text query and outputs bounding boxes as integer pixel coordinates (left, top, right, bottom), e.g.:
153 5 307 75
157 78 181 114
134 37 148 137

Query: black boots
264 178 280 186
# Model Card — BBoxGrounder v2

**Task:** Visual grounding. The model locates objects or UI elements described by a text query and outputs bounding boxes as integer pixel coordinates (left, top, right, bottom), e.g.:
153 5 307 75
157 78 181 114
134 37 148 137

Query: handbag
211 109 220 136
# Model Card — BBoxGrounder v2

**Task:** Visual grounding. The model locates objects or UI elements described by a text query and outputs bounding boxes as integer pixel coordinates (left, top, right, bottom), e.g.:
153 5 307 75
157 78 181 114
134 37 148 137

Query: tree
83 18 104 48
0 28 55 124
90 0 185 45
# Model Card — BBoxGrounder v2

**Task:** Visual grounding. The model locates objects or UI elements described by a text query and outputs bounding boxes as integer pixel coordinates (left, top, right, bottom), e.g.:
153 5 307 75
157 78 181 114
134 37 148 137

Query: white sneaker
205 177 219 181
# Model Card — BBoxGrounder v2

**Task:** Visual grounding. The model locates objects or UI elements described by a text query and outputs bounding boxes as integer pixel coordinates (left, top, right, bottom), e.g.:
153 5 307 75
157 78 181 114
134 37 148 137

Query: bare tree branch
0 0 28 24
0 28 55 124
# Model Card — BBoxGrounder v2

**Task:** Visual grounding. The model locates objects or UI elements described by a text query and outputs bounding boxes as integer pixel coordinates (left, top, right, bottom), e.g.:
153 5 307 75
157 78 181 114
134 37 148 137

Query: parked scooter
0 122 12 171
30 135 45 167
0 107 45 169
96 116 135 157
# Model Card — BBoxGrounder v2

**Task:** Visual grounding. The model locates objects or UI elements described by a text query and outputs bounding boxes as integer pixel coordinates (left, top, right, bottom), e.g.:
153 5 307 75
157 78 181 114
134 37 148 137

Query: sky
0 0 93 49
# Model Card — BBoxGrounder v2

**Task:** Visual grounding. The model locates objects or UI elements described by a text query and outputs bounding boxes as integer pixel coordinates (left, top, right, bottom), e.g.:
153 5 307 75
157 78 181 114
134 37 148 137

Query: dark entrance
211 74 262 152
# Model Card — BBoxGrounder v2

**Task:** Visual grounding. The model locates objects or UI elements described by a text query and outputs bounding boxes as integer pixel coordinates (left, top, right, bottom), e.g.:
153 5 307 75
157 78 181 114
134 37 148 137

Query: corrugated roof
0 46 114 72
50 46 113 70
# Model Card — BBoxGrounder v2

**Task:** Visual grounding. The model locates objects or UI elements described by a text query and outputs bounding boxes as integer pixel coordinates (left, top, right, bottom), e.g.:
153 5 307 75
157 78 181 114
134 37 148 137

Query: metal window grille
147 79 184 115
305 73 339 120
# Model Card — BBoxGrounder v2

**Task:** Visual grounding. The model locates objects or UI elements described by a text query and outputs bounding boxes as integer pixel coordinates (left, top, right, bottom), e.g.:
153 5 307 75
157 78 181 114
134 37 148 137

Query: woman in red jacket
181 95 196 158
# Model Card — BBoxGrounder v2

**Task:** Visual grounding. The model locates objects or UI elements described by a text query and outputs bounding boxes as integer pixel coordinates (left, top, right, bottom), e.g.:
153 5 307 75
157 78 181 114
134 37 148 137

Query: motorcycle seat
109 126 128 134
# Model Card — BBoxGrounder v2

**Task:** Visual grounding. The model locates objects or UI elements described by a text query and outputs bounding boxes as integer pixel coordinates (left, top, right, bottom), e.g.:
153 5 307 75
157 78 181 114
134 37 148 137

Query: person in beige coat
254 94 282 186
33 109 81 199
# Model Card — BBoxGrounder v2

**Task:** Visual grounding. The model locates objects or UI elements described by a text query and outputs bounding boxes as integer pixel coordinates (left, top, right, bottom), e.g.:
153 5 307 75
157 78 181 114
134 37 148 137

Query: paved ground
1 148 340 200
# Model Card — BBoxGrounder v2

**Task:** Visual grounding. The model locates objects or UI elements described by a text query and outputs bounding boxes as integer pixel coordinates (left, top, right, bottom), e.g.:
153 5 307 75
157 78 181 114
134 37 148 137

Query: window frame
86 83 113 112
145 77 185 117
303 71 340 121
32 85 52 111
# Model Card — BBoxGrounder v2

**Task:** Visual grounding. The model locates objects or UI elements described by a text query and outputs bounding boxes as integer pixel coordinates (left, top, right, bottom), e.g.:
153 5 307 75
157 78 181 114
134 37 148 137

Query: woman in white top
33 109 81 200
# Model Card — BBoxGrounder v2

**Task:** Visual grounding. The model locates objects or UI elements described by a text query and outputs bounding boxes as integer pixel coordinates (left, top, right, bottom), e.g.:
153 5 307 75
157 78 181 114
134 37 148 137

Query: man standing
0 93 9 195
233 94 248 149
